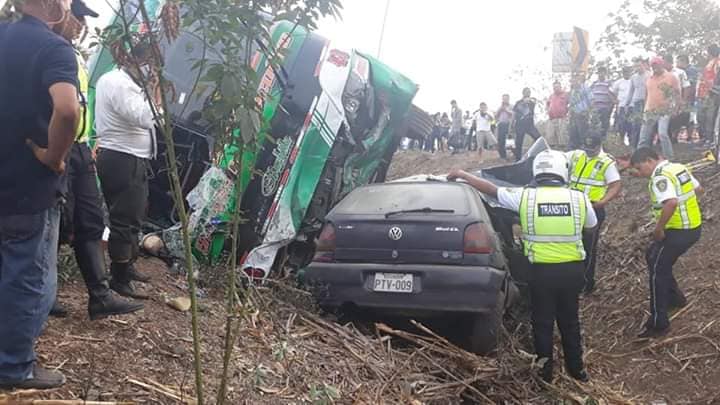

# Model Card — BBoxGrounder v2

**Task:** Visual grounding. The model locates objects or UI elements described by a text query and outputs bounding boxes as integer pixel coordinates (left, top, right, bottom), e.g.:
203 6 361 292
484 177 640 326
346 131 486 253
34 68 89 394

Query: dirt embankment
3 140 720 404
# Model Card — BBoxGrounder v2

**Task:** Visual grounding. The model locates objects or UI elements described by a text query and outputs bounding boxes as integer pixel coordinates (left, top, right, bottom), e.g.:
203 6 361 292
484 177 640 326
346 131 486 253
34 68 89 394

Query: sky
0 0 631 113
315 0 627 114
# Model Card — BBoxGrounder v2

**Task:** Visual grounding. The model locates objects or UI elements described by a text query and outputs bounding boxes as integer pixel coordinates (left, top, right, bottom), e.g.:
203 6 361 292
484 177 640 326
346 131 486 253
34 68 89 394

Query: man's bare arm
447 169 499 198
31 82 79 173
595 180 622 208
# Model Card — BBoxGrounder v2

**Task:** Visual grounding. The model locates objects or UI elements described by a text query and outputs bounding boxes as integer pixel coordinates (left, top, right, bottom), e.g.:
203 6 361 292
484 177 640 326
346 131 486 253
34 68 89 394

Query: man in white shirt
630 147 702 338
566 135 622 292
612 67 633 141
95 44 157 299
473 102 495 159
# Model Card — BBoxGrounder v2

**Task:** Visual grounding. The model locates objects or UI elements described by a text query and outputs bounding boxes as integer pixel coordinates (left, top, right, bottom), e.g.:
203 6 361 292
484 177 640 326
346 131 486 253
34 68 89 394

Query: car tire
468 291 505 355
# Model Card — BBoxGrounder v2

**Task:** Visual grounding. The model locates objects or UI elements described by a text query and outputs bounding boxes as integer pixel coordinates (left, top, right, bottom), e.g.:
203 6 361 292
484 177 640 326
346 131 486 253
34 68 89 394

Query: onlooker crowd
414 44 720 162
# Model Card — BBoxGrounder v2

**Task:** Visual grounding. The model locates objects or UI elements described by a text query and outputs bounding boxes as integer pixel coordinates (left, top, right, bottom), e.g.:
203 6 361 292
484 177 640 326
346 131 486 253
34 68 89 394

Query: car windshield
334 183 470 215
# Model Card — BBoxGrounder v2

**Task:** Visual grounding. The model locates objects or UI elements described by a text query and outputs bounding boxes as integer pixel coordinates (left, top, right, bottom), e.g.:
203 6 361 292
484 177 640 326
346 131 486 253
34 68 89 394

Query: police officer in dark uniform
51 0 143 320
630 147 703 338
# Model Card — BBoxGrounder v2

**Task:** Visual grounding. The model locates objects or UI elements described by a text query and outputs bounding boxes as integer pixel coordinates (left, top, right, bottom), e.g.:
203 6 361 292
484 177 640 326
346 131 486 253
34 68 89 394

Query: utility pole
376 0 391 59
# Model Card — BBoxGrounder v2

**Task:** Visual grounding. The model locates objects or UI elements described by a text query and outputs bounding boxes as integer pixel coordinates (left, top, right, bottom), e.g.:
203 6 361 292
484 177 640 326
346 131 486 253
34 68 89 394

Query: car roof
330 181 484 219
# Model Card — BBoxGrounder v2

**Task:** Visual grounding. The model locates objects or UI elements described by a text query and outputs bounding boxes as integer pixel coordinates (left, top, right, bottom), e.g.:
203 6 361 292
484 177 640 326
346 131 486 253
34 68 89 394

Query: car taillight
464 223 494 254
313 223 336 262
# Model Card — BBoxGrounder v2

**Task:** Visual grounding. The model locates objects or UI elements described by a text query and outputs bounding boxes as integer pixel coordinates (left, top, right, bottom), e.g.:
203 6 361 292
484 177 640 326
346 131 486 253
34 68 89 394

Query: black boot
110 262 150 300
568 369 590 382
75 240 146 319
89 293 145 320
49 300 68 318
539 360 553 383
127 262 151 283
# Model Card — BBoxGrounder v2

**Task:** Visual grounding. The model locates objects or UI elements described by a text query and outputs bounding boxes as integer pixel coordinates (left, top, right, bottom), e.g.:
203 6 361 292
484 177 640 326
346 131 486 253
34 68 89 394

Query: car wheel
468 291 505 355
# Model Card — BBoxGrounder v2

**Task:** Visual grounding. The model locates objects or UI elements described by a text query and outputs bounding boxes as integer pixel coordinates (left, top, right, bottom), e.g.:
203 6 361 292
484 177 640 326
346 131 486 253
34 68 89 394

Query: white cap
532 150 569 183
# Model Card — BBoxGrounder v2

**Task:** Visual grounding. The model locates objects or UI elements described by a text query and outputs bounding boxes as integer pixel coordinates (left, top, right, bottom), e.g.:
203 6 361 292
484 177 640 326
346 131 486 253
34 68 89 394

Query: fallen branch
0 400 133 405
126 378 196 405
597 334 720 359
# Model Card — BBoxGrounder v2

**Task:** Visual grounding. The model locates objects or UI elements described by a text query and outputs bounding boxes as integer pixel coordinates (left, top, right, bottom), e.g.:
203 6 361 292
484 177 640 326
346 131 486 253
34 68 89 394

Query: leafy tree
98 0 341 403
598 0 720 63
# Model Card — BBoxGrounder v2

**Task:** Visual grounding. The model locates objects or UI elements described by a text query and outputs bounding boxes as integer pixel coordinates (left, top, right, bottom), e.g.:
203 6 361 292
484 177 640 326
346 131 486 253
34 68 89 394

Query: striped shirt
590 80 614 110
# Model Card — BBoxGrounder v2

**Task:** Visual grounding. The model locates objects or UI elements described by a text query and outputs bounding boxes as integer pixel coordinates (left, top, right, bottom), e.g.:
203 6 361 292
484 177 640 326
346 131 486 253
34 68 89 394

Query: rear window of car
333 183 471 215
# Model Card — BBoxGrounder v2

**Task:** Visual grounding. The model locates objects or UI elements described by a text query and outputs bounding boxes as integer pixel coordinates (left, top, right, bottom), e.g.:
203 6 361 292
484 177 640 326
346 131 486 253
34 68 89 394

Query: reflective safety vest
568 150 615 202
650 162 702 230
75 53 91 143
519 186 587 264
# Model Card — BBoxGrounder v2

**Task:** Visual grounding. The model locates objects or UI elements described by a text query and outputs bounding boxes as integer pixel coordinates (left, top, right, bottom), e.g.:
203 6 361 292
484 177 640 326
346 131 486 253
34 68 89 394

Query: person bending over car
448 150 597 384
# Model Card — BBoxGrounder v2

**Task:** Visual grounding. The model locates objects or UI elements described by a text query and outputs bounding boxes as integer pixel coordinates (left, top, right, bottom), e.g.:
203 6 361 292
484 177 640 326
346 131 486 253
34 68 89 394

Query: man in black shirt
0 0 79 389
512 87 542 160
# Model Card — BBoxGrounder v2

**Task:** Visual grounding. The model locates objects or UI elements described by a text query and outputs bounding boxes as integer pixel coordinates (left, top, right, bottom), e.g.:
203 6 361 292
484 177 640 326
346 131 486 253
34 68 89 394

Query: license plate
373 273 413 293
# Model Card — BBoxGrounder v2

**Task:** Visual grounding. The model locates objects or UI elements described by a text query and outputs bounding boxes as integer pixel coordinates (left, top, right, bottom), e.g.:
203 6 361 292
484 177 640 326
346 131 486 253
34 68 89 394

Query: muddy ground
2 138 720 404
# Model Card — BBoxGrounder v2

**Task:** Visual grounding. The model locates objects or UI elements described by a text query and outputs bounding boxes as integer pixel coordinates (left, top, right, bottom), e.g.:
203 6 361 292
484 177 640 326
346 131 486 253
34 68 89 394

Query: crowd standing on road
415 43 720 165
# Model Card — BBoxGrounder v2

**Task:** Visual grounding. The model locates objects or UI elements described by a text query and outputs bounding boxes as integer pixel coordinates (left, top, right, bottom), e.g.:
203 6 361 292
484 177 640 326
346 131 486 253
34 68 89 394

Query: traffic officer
567 135 622 293
630 147 702 338
51 0 144 319
449 150 597 383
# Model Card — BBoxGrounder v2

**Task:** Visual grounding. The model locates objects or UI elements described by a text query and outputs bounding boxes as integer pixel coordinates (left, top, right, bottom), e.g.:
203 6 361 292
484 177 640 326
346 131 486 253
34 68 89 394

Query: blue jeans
0 207 60 382
639 114 674 159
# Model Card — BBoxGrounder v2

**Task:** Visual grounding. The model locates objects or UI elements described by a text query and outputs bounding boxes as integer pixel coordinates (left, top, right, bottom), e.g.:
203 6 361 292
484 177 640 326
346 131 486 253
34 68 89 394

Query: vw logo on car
388 226 403 241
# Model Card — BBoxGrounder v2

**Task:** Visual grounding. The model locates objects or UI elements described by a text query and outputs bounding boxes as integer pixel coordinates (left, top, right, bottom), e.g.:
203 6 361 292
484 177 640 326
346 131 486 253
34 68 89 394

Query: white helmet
532 150 569 183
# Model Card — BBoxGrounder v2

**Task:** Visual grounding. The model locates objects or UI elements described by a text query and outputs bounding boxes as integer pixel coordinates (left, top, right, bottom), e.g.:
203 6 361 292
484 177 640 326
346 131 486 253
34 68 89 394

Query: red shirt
547 91 569 119
698 57 719 99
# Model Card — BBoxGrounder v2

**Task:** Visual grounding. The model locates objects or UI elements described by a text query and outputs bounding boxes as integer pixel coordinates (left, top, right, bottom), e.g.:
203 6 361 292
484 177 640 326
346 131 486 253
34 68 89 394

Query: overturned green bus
87 2 423 279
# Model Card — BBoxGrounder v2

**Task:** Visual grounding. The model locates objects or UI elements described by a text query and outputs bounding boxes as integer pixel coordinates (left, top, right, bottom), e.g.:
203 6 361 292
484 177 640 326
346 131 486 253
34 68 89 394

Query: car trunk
333 216 466 265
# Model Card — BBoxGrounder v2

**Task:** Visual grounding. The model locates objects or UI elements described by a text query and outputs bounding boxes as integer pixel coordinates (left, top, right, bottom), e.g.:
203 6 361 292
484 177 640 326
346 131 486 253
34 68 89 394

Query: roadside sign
552 27 590 73
552 32 573 73
571 27 590 73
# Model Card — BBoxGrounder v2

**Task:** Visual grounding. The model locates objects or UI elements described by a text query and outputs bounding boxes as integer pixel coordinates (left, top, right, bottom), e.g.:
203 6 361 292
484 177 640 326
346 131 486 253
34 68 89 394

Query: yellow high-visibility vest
568 150 615 202
75 52 91 143
519 186 587 264
650 162 702 230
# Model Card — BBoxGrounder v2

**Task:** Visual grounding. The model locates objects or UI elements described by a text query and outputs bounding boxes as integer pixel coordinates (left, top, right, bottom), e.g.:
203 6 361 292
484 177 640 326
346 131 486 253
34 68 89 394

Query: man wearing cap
0 0 79 389
567 136 622 293
630 147 702 338
50 0 145 319
638 57 681 159
449 150 597 383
